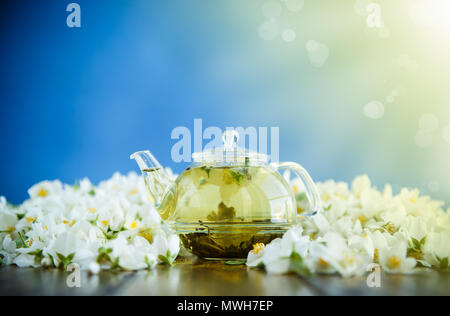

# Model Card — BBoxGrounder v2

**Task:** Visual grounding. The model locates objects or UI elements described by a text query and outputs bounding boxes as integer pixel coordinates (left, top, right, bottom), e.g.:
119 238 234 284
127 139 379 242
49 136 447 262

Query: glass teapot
131 130 322 260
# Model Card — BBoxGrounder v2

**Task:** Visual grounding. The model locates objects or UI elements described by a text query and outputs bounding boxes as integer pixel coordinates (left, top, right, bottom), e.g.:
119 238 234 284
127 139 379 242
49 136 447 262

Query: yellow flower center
343 254 356 266
102 220 109 227
7 227 16 232
322 194 331 202
26 217 36 224
388 255 402 269
292 185 299 193
139 232 153 243
251 243 265 255
38 188 48 197
26 238 34 247
130 220 138 229
88 208 97 214
358 215 368 224
319 258 329 267
129 189 138 195
334 193 348 200
374 248 379 262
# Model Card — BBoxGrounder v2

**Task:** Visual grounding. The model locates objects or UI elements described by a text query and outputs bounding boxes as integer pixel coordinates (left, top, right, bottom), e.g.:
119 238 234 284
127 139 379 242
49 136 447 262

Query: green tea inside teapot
131 130 322 260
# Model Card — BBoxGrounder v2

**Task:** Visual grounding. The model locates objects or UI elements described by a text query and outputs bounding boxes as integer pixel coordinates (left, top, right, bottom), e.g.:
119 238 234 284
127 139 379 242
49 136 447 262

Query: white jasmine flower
28 180 63 199
153 234 180 265
246 243 265 268
0 210 18 232
251 174 449 277
88 261 101 274
13 254 36 268
0 235 17 265
262 239 291 274
379 243 416 274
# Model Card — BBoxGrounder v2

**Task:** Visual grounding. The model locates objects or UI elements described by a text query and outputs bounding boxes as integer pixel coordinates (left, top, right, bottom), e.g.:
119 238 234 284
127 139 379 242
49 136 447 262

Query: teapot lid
192 130 268 165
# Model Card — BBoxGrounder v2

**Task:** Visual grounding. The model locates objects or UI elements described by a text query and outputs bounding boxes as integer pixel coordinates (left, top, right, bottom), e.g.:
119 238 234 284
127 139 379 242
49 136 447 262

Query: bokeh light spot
415 130 433 148
259 19 279 41
419 114 439 133
363 101 385 119
386 95 394 103
281 29 296 42
306 40 329 67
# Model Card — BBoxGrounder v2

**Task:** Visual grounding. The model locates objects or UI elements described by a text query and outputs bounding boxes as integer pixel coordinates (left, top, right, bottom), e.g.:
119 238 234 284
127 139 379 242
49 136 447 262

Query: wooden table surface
0 256 448 296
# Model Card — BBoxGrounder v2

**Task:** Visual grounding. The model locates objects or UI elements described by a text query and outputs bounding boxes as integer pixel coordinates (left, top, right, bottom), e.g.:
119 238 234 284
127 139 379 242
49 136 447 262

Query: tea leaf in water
206 202 236 221
180 231 284 259
290 251 312 276
200 166 212 178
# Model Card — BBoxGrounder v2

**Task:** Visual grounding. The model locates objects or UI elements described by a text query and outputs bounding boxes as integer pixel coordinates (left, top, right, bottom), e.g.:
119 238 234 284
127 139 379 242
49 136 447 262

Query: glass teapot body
171 162 297 260
132 131 321 260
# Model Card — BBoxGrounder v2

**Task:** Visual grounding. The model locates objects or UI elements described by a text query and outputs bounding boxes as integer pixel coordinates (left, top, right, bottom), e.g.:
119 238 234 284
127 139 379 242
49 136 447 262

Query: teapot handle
271 162 322 217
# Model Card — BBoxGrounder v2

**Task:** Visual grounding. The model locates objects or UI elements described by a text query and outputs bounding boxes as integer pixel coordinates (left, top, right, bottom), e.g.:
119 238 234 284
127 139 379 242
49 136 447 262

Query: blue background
1 0 447 204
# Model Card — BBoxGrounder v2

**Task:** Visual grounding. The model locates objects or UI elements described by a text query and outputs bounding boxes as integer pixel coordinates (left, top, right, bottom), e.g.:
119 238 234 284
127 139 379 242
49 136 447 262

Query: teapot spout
130 150 176 220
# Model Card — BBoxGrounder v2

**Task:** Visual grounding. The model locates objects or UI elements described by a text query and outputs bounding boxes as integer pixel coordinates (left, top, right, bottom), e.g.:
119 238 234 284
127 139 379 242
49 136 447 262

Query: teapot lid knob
222 130 239 150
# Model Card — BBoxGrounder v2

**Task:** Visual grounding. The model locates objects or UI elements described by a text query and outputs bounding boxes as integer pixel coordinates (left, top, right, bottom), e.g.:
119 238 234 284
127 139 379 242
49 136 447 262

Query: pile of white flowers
0 172 180 273
247 175 450 277
1 172 449 277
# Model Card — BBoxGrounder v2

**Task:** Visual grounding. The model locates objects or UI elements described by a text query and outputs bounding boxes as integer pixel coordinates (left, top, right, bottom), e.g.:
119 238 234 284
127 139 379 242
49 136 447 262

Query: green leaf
438 257 449 270
73 181 80 190
411 238 421 250
110 257 120 270
158 251 175 266
29 249 44 265
89 215 99 226
56 252 75 270
97 247 113 264
0 256 3 266
145 256 155 268
17 214 25 220
229 170 245 185
200 166 212 178
88 189 95 196
48 254 55 267
420 236 427 247
17 232 28 248
290 251 312 277
295 193 307 202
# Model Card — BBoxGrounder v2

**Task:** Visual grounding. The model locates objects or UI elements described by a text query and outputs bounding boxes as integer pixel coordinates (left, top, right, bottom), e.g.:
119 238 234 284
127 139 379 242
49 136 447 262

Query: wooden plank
304 270 450 296
116 256 317 296
0 257 448 296
0 266 135 296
